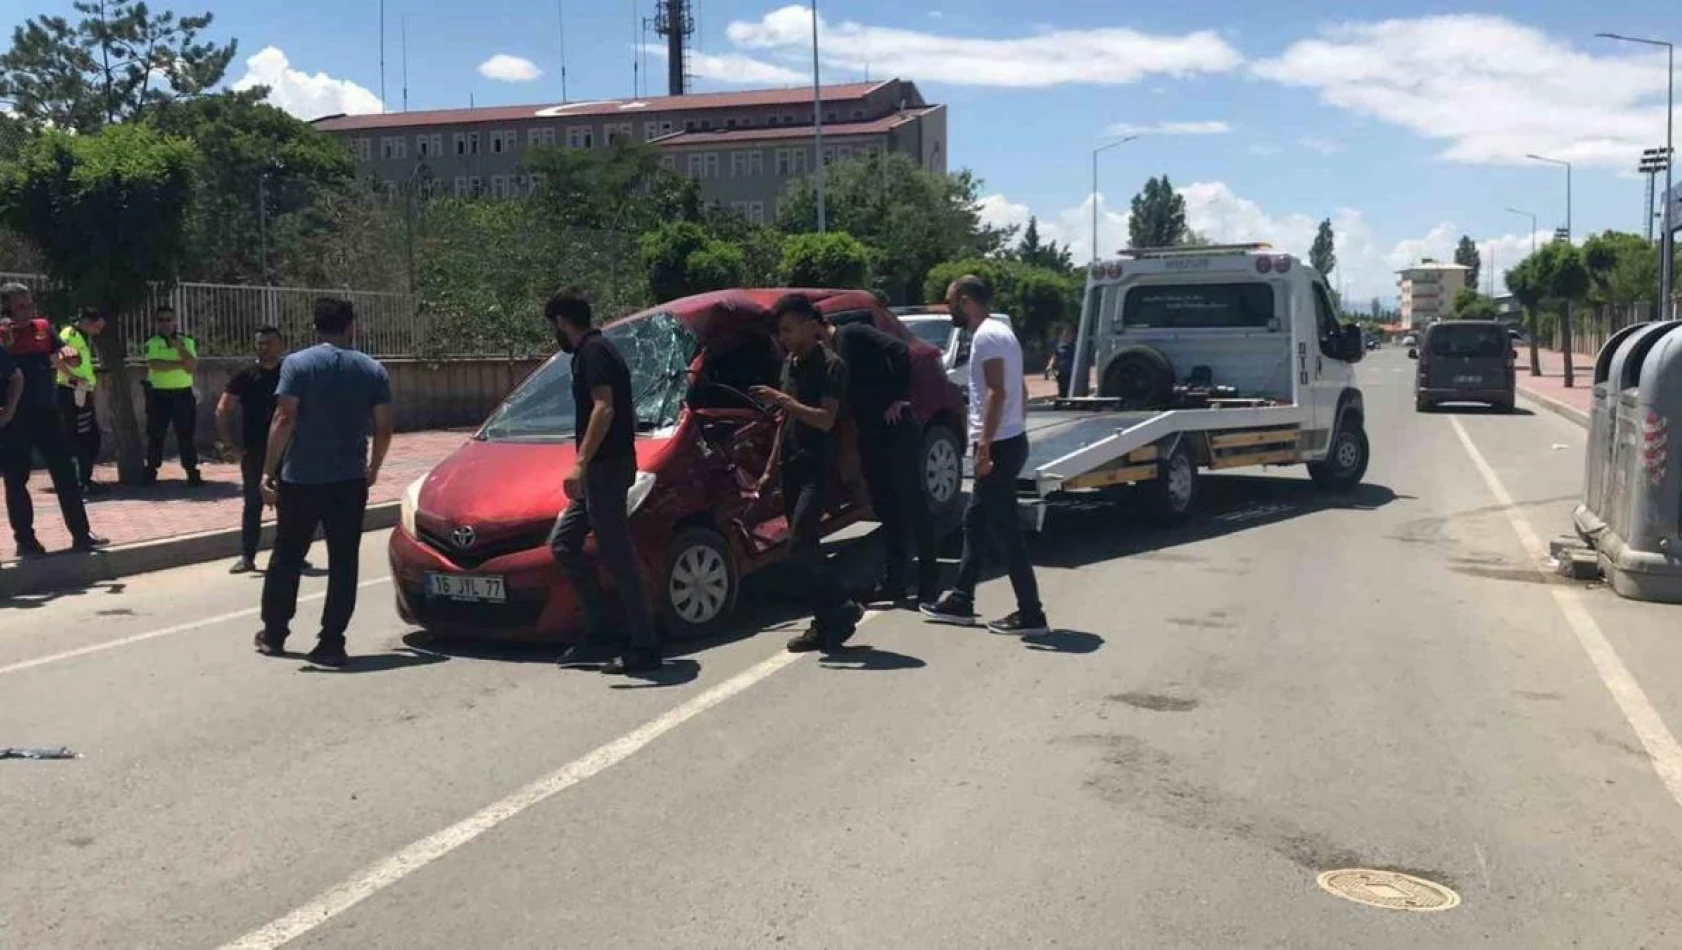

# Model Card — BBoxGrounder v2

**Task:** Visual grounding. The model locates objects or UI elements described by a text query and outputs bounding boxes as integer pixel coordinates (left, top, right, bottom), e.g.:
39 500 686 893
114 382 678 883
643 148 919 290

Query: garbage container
1594 321 1682 603
1576 322 1676 544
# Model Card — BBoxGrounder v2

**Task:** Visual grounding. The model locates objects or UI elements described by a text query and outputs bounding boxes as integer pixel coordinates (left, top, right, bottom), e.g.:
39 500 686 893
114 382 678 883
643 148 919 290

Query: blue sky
9 0 1679 304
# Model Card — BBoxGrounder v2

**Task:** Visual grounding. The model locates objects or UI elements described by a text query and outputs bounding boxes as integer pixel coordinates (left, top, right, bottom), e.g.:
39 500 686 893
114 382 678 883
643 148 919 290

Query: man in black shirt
753 294 864 652
216 325 287 573
544 289 660 676
825 315 940 607
0 283 105 556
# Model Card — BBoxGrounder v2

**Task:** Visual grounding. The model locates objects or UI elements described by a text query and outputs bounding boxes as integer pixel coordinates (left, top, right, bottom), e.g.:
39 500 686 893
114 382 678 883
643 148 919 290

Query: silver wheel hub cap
1167 457 1194 509
926 438 960 504
1336 434 1361 471
669 544 729 625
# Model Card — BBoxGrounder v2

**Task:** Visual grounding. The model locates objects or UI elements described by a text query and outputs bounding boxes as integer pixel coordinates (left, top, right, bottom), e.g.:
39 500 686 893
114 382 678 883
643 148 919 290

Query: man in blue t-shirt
255 297 393 667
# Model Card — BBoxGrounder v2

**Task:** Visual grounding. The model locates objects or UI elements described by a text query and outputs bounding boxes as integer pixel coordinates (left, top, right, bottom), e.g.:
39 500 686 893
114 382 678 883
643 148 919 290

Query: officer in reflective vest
56 307 106 494
142 304 202 486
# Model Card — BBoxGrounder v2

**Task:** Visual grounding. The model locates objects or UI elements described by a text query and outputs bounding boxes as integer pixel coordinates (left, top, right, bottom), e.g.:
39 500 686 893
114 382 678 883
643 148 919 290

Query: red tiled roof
650 107 938 147
312 81 895 132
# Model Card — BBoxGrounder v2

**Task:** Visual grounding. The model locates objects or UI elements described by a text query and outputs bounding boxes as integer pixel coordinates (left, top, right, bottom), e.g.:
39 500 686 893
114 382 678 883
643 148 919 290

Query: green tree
777 152 1009 304
922 258 1077 349
1531 240 1590 387
1127 175 1189 249
780 231 871 288
684 241 745 294
1310 218 1336 277
1504 257 1544 376
526 138 697 235
1451 286 1498 320
1454 235 1481 295
1016 216 1074 274
0 2 237 133
1582 230 1660 312
639 220 744 301
0 123 196 480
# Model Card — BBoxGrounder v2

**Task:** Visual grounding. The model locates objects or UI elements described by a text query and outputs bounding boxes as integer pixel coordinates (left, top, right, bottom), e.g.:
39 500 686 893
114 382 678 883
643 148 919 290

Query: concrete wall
89 356 545 461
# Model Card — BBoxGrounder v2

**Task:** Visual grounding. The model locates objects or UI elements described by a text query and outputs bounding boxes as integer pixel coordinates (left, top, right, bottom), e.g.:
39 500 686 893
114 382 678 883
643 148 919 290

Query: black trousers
953 434 1042 615
1055 374 1070 399
145 387 199 473
547 455 656 650
239 448 267 562
261 478 368 644
56 385 100 486
0 406 91 544
858 421 938 593
782 460 852 630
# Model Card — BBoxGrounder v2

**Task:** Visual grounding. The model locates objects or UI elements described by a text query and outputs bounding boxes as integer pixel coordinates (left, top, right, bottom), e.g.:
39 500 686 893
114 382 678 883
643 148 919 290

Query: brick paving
1515 348 1592 418
1 430 472 559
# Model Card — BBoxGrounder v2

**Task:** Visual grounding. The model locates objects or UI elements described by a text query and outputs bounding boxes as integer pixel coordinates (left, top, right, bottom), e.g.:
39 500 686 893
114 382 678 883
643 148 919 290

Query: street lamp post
1527 153 1576 387
1090 134 1142 262
1598 33 1674 318
1507 207 1541 376
811 0 825 234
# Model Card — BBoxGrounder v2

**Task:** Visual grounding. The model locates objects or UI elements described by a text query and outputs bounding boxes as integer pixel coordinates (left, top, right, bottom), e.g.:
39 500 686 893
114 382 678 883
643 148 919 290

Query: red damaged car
390 288 968 642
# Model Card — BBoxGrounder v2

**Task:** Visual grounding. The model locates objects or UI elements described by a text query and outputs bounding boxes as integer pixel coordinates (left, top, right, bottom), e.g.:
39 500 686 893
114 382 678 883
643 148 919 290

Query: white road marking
218 644 822 949
0 576 392 677
1450 417 1682 808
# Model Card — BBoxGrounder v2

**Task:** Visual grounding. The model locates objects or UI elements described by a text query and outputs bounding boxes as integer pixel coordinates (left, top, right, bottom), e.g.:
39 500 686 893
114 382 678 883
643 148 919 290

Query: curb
0 501 400 599
1517 384 1590 429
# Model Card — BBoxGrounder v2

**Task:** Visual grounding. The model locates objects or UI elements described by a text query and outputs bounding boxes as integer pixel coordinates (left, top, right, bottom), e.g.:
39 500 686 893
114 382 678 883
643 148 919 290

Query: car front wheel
660 526 739 641
921 423 964 520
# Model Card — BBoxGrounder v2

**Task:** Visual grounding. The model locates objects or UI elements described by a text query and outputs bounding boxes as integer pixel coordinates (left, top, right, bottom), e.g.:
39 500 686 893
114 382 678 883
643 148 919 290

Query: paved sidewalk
1 430 471 560
1515 348 1592 424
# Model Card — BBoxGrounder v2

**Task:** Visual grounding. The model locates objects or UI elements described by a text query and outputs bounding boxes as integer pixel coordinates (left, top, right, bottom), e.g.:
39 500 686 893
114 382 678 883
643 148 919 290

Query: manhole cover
1316 869 1460 912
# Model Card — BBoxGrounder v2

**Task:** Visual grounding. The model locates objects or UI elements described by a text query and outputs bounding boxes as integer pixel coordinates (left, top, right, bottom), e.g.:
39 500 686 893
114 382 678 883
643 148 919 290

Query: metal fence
1542 299 1681 358
0 273 422 360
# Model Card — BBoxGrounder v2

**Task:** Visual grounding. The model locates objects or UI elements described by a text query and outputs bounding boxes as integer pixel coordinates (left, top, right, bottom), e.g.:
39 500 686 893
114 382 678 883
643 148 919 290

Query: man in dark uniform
0 283 106 556
753 294 864 653
823 313 939 607
545 289 662 676
216 325 286 574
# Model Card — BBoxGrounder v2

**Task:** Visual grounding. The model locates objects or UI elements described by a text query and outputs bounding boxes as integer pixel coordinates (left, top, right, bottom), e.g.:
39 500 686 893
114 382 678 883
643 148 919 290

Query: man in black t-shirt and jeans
217 325 288 574
545 289 661 676
753 294 865 653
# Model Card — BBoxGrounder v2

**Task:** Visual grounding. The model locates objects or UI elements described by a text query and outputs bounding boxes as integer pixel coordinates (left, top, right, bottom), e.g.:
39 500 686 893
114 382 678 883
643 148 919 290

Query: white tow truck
1016 243 1371 530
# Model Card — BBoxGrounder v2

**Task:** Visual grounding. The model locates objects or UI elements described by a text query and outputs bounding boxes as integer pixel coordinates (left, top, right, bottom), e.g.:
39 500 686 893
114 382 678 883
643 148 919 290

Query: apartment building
311 79 946 220
1396 261 1471 330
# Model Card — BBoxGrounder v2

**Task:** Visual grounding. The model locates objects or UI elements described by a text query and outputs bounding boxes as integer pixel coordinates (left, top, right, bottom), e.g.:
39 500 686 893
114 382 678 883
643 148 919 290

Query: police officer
143 304 202 486
57 307 106 494
0 283 106 555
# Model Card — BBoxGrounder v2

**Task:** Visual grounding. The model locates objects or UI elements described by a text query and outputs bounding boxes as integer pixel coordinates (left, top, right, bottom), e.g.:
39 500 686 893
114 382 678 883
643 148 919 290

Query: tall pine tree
1127 176 1189 249
1454 235 1482 294
1310 218 1336 277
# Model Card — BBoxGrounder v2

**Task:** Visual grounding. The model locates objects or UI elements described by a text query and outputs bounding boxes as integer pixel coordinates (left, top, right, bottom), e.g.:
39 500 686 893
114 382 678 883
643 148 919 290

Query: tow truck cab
1069 244 1366 460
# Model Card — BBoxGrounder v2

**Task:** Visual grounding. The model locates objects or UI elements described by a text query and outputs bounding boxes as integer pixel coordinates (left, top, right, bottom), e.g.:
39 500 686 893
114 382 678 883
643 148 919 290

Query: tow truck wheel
1147 444 1199 525
1309 420 1370 491
921 423 964 520
660 526 739 641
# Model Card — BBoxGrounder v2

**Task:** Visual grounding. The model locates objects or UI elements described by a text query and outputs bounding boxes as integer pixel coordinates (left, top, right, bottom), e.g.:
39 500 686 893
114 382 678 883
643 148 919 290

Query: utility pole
1599 33 1674 318
379 0 386 112
559 0 570 102
1641 148 1667 243
812 0 825 233
1528 152 1575 387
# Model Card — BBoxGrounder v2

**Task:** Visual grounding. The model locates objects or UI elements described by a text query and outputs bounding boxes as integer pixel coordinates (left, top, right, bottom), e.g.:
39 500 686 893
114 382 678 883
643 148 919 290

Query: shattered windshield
478 311 696 443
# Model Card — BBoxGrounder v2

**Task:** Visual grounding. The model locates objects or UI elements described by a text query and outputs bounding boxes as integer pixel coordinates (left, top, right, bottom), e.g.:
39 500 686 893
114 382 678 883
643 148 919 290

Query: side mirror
1407 348 1419 360
1339 324 1365 362
1508 348 1518 361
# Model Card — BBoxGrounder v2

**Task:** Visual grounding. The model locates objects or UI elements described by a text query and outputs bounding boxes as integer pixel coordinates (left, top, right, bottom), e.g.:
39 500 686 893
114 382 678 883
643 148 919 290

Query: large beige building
311 79 946 224
1396 261 1471 329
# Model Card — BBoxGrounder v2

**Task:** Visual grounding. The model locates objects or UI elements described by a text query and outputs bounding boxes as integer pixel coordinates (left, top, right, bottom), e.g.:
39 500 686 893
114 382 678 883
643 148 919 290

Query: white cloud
477 54 544 83
231 46 383 120
1107 120 1232 137
641 45 806 85
1253 15 1677 169
1247 144 1282 156
976 194 1033 234
1297 136 1340 154
723 5 1243 87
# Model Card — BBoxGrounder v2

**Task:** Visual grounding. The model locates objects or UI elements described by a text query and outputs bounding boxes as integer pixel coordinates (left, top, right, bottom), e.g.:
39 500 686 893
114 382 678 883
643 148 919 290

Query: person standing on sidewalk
920 275 1049 636
823 314 939 607
0 283 105 556
255 298 393 668
56 307 106 495
546 290 662 676
143 305 202 486
752 294 864 653
216 325 286 574
1047 325 1076 399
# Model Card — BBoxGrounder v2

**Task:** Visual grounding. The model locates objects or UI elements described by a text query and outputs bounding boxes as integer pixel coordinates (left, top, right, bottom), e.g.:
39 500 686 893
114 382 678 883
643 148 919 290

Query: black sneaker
919 592 978 627
600 650 662 675
81 481 105 496
230 557 257 574
786 624 826 653
557 642 615 667
141 469 158 486
16 538 47 558
824 601 866 649
987 611 1051 636
253 631 286 656
186 470 205 487
306 641 350 668
71 534 109 552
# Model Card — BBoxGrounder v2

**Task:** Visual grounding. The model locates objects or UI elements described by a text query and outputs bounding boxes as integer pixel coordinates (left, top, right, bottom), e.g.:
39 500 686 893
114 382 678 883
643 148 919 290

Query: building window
782 114 796 126
684 119 696 132
776 147 809 175
725 118 737 129
748 151 763 176
566 126 594 149
862 144 880 158
821 146 835 166
731 152 748 178
528 172 546 190
836 145 853 161
659 155 676 171
851 109 864 120
453 176 469 197
686 152 720 179
355 138 372 161
490 175 509 198
469 176 484 197
491 130 518 154
454 133 467 156
468 132 481 155
382 181 398 200
699 118 714 130
528 127 557 147
605 122 633 145
748 201 765 225
825 110 837 122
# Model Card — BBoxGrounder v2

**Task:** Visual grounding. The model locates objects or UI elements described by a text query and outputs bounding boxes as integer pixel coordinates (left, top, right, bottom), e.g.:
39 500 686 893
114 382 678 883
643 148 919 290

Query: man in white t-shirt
920 275 1048 635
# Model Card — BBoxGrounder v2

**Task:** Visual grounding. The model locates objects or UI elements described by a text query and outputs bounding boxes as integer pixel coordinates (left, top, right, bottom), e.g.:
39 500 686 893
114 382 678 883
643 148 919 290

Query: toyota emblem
451 526 476 549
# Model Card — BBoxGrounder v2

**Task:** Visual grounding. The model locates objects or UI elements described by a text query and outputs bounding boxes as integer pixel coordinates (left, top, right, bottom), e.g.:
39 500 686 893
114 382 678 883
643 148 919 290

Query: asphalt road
6 349 1682 949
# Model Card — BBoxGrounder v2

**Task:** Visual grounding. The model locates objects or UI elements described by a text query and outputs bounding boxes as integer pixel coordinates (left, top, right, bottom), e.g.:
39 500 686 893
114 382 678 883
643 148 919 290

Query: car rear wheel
921 423 964 520
660 526 738 641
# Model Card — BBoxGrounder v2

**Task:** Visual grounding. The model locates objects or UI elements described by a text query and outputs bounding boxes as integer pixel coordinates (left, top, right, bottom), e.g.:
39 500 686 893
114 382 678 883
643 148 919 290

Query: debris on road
1 747 82 761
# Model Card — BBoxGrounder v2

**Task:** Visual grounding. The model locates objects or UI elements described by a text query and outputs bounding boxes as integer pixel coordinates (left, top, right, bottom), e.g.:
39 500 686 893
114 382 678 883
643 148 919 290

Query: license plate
1453 375 1483 384
425 573 506 603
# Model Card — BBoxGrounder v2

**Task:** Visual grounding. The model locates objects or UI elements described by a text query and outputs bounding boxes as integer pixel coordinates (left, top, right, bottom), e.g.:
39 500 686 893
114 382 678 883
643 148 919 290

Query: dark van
1410 320 1517 412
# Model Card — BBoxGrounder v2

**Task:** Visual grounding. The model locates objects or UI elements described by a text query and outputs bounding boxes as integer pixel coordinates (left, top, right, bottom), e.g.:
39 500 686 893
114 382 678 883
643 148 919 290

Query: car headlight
626 470 657 515
400 475 425 537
